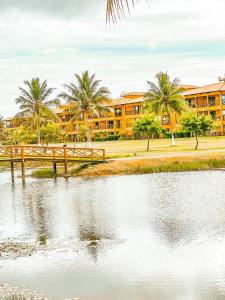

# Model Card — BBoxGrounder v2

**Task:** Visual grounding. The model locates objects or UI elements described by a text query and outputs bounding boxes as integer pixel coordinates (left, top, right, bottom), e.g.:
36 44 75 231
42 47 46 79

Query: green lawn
61 136 225 159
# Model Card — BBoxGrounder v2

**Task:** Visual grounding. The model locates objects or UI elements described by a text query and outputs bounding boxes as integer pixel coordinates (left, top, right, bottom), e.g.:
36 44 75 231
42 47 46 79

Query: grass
126 159 225 175
31 168 55 178
61 136 225 159
76 155 225 178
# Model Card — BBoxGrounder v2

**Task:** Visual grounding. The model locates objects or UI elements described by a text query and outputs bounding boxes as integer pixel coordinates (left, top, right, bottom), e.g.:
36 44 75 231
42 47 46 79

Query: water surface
1 170 225 299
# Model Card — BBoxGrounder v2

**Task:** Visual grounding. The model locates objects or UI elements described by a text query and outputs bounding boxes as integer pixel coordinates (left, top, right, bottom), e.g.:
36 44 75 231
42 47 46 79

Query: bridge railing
0 145 106 162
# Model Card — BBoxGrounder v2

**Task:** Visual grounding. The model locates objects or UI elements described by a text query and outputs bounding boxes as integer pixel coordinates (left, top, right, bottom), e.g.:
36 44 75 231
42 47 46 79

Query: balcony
107 124 114 129
125 110 140 116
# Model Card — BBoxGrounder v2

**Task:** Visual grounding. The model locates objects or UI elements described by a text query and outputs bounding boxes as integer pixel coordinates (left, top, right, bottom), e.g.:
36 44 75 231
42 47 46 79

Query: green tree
133 115 162 151
0 115 4 141
40 123 62 146
6 126 31 145
144 72 187 146
181 113 213 150
77 124 88 142
16 78 60 144
59 71 110 146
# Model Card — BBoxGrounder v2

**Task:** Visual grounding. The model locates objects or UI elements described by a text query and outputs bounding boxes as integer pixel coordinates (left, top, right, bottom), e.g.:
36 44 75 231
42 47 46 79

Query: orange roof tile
184 82 225 96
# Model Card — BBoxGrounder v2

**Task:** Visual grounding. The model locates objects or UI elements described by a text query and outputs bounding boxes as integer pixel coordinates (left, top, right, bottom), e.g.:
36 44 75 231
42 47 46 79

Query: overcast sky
1 0 225 117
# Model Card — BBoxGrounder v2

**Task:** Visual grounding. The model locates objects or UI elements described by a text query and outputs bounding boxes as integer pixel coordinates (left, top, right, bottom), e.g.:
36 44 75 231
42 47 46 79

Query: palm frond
106 0 137 23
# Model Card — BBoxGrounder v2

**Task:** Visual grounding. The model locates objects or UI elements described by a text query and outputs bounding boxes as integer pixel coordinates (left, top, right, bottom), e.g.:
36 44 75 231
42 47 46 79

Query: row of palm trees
15 71 110 145
13 70 187 146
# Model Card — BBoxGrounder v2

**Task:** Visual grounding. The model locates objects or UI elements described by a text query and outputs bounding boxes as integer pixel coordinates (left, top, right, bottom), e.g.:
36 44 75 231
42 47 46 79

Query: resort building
4 79 225 140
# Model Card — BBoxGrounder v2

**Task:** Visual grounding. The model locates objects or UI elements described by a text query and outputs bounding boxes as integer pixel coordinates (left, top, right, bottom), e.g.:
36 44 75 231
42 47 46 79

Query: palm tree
144 72 187 146
106 0 138 22
59 71 110 146
0 115 4 140
16 78 60 144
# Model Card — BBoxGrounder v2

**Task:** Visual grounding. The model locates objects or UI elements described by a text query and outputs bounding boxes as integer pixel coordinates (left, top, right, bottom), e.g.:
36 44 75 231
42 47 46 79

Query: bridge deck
0 145 106 163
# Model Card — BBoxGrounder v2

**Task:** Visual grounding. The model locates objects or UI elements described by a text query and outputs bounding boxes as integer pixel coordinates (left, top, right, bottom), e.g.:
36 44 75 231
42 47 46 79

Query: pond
1 170 225 299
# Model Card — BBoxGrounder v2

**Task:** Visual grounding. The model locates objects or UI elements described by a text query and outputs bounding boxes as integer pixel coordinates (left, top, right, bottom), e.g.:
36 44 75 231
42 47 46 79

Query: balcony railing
125 110 140 115
107 124 114 129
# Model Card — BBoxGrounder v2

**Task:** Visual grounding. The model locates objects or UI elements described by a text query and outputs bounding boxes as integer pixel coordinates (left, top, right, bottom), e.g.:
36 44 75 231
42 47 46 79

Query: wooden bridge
0 145 106 177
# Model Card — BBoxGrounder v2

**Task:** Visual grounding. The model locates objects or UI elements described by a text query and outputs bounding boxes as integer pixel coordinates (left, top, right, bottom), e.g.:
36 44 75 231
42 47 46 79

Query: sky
1 0 225 117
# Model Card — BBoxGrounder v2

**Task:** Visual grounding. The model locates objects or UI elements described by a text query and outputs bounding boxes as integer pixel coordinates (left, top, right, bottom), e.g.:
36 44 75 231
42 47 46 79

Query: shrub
31 169 55 178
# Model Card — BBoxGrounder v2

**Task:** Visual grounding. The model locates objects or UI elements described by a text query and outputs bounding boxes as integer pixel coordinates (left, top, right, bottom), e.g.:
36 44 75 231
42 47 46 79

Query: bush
164 132 172 139
106 134 120 141
31 169 55 178
93 137 106 142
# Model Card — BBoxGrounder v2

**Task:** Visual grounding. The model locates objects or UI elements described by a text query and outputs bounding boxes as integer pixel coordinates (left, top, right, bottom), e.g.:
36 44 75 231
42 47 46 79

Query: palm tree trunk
85 113 91 148
168 114 176 146
37 112 41 145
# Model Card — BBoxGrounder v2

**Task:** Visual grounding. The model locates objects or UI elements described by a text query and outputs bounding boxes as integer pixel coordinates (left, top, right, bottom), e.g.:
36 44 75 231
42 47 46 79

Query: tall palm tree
0 115 4 140
16 78 60 144
144 72 187 146
59 71 110 146
106 0 138 22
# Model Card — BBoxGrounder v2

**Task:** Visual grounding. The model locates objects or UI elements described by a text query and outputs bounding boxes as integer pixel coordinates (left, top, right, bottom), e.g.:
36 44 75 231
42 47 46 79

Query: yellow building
183 80 225 135
5 80 225 140
56 87 196 141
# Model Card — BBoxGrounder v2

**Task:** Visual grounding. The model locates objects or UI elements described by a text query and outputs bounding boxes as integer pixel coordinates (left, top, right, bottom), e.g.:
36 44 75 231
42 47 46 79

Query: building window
134 106 140 113
208 96 216 107
116 120 121 128
222 95 225 105
94 122 99 129
115 108 122 117
210 111 216 120
162 115 169 125
108 120 114 129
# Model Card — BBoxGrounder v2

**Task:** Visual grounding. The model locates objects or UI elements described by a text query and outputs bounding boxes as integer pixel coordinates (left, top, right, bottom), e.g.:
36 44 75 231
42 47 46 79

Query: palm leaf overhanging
59 71 111 145
15 78 60 144
106 0 138 23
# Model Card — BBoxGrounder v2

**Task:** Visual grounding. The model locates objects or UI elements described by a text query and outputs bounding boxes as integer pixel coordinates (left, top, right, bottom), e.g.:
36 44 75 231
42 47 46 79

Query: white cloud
0 0 225 117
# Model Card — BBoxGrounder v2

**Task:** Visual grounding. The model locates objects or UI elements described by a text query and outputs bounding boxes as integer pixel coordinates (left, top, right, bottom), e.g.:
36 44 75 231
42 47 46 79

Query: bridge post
64 146 68 175
21 145 25 178
9 146 14 179
53 162 57 176
10 161 14 178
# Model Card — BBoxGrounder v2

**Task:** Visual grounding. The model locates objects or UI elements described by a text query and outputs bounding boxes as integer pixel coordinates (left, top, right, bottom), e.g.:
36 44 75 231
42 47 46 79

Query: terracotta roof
184 82 225 96
181 85 199 90
112 96 144 106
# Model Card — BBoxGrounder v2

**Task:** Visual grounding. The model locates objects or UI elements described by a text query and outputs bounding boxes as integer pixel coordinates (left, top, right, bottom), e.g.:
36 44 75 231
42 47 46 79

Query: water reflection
1 171 225 299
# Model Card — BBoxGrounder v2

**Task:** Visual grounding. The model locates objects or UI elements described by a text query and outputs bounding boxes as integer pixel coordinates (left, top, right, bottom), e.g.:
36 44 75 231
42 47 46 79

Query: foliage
59 71 110 144
77 124 88 142
106 0 138 22
93 134 120 142
0 114 5 141
144 72 188 145
32 169 55 178
181 113 213 149
40 123 62 146
16 78 60 144
5 126 32 145
127 159 225 175
133 114 162 150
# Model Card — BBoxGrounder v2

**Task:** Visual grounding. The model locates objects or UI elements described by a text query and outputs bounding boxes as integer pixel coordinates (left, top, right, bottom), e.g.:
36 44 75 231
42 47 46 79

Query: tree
16 78 60 144
181 113 213 150
133 115 162 151
40 123 62 146
0 115 4 141
106 0 138 22
144 72 187 146
6 126 31 145
59 71 110 147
